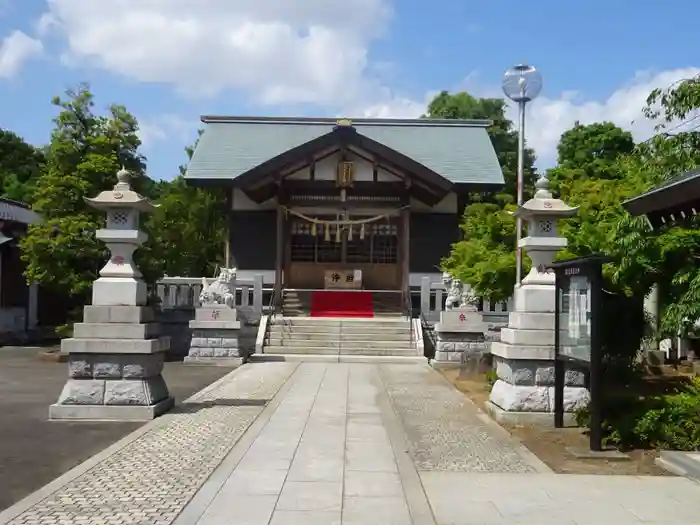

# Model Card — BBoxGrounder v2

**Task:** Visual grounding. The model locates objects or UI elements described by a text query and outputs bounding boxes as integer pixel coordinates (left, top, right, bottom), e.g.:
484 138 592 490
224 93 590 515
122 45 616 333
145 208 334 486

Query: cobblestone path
4 361 698 525
1 363 297 525
378 364 545 473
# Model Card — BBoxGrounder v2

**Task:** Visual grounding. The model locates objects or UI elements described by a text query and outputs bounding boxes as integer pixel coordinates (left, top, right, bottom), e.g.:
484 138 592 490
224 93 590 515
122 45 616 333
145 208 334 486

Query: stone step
268 325 412 335
265 333 413 343
264 339 415 350
263 346 339 355
262 345 418 357
271 318 409 326
249 353 427 364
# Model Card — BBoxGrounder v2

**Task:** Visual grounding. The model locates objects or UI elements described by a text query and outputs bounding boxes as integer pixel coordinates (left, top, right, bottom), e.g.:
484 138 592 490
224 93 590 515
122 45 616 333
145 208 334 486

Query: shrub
576 377 700 450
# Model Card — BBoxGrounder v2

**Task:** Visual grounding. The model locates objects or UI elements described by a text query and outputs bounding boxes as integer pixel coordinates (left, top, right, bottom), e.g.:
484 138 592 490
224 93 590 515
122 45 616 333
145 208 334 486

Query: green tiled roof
185 116 504 185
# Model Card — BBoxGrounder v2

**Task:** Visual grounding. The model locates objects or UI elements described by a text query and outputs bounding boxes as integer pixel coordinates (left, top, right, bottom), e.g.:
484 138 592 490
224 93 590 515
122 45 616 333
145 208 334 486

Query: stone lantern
487 176 587 424
50 168 173 421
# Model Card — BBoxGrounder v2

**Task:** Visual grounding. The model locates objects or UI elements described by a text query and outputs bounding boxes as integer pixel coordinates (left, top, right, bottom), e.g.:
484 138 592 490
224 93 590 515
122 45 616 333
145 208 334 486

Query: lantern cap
84 167 158 213
513 176 578 218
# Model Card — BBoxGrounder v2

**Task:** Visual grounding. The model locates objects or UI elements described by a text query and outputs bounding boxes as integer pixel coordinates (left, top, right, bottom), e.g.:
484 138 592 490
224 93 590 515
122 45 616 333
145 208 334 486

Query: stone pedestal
50 168 173 421
185 306 246 366
486 176 587 426
51 305 172 420
432 309 488 369
487 298 589 425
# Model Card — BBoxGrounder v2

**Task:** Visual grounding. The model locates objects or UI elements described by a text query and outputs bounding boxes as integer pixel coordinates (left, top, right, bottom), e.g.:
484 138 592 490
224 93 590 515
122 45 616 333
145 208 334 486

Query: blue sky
0 0 698 180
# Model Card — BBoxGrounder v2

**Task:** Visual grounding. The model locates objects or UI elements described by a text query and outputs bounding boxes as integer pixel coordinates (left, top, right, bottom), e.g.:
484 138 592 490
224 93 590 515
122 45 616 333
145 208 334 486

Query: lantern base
92 277 148 306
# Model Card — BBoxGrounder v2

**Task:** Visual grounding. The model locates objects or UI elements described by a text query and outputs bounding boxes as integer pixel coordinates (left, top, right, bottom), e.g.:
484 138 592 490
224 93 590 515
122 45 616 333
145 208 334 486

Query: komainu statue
442 272 479 311
199 267 237 307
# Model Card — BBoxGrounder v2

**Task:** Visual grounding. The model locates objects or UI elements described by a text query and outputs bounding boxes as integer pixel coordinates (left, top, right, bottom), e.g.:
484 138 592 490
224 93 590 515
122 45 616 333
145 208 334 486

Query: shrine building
624 167 700 229
184 116 503 315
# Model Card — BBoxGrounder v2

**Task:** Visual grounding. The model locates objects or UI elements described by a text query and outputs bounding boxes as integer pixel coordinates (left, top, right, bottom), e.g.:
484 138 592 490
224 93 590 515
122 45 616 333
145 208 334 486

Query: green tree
441 199 521 302
144 132 227 278
604 75 700 337
424 91 537 199
21 84 151 299
0 129 45 203
547 121 634 194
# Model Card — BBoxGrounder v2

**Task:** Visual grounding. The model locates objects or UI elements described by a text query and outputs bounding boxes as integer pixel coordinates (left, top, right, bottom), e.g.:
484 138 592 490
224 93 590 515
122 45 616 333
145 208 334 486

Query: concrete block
83 305 154 324
122 353 165 378
437 309 487 333
513 284 555 313
68 357 93 378
189 320 241 330
57 379 105 405
103 376 170 405
61 336 170 355
73 322 160 339
507 311 555 331
49 397 174 421
489 379 589 413
490 341 555 360
195 306 238 322
92 277 148 306
500 327 555 346
92 355 122 378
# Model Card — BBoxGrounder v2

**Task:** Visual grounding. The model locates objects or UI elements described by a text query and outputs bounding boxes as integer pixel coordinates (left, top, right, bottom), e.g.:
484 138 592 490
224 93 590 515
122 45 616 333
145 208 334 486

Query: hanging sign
336 161 355 188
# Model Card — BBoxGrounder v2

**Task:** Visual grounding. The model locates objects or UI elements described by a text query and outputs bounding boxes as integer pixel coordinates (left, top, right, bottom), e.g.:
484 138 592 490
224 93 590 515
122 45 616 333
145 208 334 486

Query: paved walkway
2 362 700 525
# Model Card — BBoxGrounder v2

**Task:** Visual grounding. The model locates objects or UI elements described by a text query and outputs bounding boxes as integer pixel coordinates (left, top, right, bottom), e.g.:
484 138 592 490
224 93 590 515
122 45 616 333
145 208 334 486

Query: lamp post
502 64 542 286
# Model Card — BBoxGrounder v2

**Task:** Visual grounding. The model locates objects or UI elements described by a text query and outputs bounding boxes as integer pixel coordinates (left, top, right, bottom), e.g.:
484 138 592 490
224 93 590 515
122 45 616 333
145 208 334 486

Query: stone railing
154 275 264 321
419 276 511 325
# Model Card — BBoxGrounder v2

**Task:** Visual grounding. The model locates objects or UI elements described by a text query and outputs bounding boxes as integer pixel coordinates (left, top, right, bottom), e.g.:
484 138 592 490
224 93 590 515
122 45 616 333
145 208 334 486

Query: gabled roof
0 197 40 225
184 116 504 187
623 168 700 228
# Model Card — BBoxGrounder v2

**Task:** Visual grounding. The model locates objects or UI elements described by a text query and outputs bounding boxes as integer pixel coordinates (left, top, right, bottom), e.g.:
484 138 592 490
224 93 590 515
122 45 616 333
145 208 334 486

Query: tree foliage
424 91 537 199
440 201 521 302
0 129 45 203
144 142 227 278
21 84 150 298
547 121 634 194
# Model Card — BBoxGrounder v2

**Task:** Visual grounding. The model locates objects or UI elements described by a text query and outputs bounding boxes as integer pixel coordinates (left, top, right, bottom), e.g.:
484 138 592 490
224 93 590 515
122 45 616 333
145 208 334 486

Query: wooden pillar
225 188 232 268
274 204 284 313
401 206 410 310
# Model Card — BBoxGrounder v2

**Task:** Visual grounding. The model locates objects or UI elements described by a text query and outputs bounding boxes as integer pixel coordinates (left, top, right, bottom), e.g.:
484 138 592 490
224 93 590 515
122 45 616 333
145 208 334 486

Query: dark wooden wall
229 211 278 270
409 213 459 273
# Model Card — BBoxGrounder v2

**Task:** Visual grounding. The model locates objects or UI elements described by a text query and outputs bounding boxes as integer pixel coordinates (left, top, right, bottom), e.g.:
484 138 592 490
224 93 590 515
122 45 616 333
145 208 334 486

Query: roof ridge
200 115 492 128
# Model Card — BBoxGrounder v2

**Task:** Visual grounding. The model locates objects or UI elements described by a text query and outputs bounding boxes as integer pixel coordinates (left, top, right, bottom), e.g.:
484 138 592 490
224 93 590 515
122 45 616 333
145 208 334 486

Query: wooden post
253 274 263 320
274 204 284 314
225 188 232 268
401 207 410 310
420 277 431 317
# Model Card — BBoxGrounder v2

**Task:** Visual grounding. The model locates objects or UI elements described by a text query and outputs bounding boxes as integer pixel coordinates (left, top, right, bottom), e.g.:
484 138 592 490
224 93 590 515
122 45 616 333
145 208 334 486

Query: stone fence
152 275 264 357
152 275 511 357
418 276 511 325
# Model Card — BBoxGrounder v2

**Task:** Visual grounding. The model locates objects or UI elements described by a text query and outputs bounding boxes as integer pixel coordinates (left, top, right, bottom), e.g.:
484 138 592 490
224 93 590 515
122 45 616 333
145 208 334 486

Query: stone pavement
3 361 700 525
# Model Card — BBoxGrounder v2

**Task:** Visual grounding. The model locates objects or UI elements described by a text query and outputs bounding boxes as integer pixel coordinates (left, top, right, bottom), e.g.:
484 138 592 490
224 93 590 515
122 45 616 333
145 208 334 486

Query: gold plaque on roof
336 118 353 126
337 161 355 188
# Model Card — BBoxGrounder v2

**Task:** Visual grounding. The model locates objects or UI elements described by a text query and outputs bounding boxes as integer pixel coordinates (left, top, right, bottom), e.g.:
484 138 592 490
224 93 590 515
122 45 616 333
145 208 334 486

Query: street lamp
502 64 542 287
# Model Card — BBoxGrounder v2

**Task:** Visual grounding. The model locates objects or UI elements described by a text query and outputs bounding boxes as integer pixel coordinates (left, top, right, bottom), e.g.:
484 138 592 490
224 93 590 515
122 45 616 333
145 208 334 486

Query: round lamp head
502 64 542 102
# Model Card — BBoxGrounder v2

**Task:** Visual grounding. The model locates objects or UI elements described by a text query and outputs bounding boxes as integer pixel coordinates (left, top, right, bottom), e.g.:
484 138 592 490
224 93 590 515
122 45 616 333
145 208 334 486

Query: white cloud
137 114 195 150
0 30 43 78
521 67 700 168
38 0 392 106
357 67 700 170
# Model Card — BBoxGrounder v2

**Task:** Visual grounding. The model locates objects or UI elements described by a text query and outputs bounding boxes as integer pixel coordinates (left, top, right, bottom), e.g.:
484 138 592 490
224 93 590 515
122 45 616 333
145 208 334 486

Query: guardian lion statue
199 267 237 307
442 272 478 311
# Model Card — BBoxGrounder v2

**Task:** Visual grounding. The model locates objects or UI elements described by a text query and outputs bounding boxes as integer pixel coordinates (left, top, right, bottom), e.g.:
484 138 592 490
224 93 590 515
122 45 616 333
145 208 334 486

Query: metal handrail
419 310 438 360
268 286 278 320
404 291 414 344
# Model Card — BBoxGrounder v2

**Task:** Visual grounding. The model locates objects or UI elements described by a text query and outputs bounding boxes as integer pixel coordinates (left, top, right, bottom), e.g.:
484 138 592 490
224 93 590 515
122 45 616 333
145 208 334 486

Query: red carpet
310 291 374 318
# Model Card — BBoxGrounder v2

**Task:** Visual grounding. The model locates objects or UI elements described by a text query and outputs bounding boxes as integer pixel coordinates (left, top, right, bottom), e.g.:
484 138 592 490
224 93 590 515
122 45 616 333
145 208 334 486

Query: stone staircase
252 316 425 363
281 289 405 317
